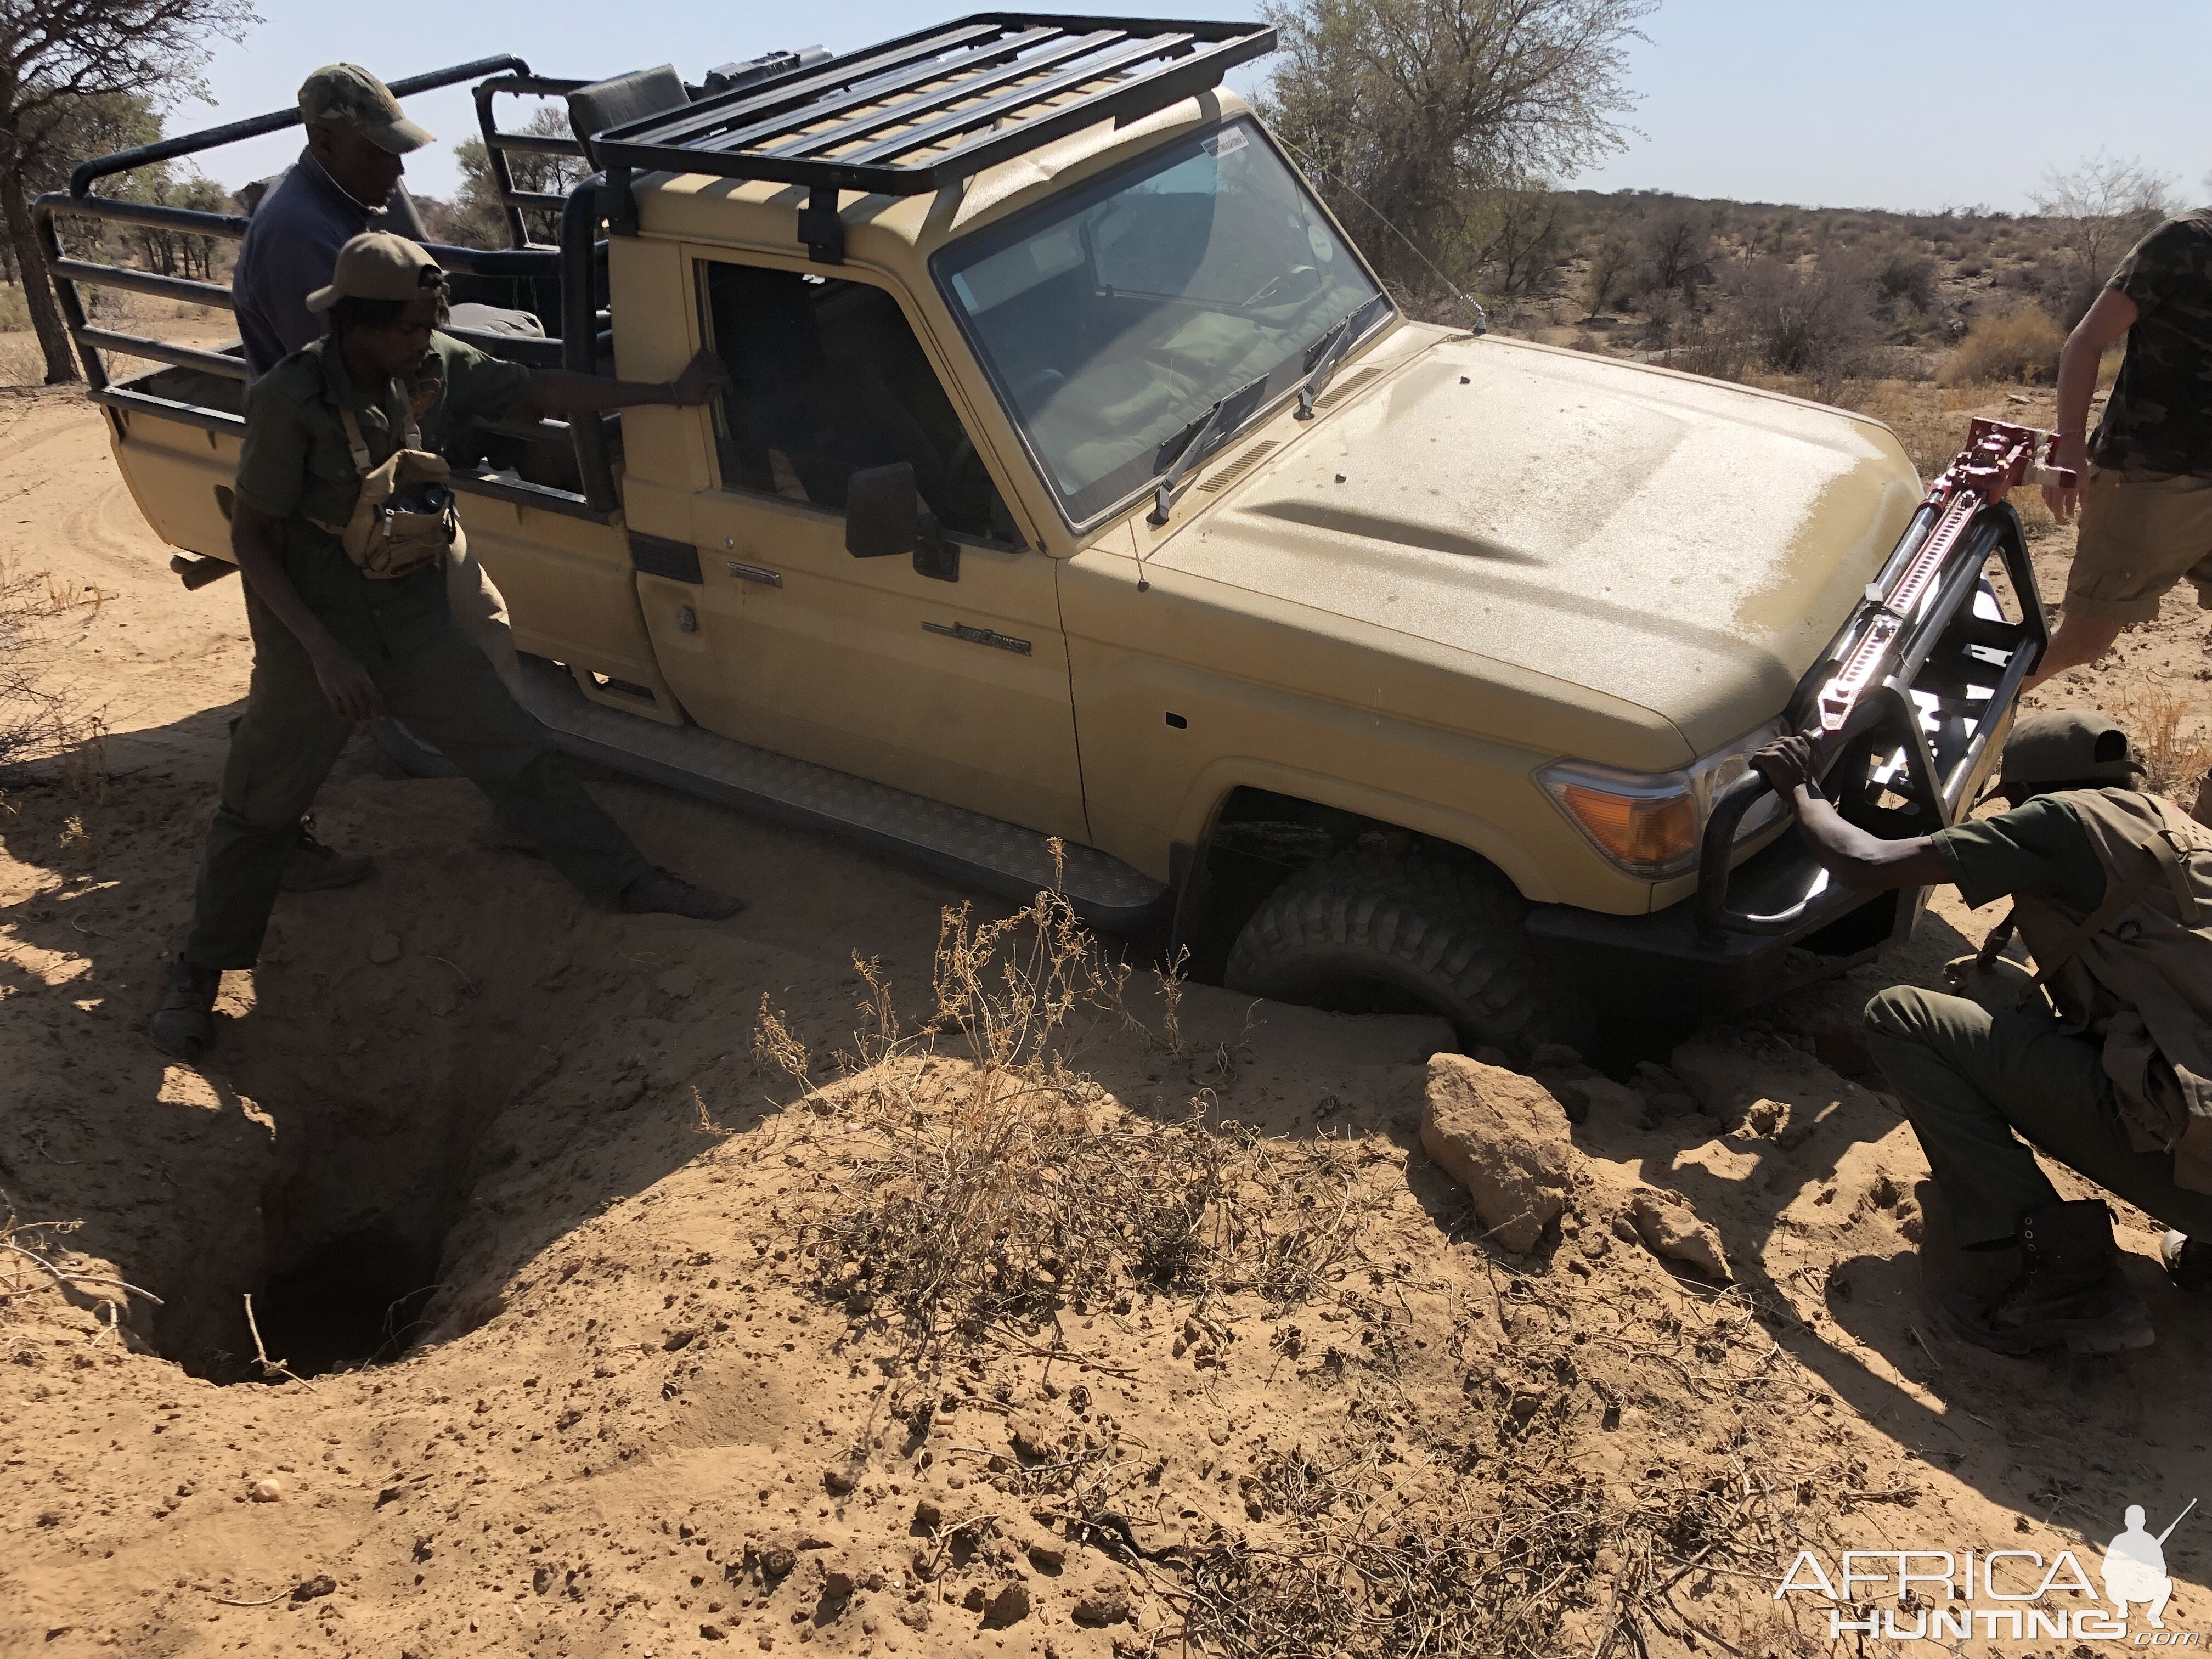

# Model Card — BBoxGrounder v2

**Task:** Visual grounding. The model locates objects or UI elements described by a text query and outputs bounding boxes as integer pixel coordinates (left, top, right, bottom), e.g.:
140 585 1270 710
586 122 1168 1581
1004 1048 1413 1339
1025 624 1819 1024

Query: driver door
665 257 1089 845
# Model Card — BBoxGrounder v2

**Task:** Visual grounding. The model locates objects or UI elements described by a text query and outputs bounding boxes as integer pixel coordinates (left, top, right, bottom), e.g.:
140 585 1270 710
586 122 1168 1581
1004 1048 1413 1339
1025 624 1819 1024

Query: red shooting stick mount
1813 420 2074 736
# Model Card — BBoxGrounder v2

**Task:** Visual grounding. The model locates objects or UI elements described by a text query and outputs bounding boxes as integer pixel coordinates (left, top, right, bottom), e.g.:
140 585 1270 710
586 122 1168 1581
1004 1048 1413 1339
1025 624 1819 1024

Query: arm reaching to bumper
1750 736 1953 893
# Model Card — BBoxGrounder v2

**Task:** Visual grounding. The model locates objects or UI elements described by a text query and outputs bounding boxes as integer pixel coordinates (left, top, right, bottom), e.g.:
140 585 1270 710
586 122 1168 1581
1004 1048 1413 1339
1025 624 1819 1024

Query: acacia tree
1477 186 1567 298
1637 199 1709 297
0 0 257 383
2033 151 2173 325
1258 0 1652 308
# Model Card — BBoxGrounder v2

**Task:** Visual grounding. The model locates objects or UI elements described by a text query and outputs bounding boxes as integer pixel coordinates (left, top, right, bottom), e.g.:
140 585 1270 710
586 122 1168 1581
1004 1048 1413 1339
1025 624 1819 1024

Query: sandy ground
3 377 2211 1657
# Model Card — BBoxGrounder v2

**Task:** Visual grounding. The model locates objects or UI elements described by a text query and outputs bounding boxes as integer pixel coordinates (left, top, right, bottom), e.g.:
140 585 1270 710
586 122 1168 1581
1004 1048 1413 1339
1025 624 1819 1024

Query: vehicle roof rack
589 12 1274 262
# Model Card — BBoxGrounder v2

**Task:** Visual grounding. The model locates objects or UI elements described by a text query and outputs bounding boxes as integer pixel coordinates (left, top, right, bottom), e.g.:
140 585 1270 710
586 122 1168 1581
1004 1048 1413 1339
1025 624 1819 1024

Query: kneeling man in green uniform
1753 712 2212 1356
154 232 740 1060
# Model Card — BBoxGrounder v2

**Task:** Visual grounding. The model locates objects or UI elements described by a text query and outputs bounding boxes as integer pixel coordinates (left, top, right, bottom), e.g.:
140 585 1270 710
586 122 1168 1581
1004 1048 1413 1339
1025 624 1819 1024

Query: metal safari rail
32 55 623 520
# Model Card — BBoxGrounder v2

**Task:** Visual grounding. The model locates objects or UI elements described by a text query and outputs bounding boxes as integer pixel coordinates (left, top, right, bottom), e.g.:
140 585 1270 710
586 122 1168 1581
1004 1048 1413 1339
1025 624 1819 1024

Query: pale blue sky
173 0 2211 214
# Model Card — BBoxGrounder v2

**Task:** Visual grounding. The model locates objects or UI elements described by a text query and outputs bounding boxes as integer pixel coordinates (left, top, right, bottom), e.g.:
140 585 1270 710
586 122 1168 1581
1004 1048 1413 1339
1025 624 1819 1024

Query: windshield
934 118 1387 524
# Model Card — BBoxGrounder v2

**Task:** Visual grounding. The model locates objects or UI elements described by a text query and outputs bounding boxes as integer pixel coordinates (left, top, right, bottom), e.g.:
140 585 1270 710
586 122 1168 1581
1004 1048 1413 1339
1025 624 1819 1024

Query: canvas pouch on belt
311 405 461 580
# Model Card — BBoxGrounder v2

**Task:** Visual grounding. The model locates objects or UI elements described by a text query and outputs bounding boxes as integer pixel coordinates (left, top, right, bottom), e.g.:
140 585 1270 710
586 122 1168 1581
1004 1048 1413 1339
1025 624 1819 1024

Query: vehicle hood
1156 331 1925 757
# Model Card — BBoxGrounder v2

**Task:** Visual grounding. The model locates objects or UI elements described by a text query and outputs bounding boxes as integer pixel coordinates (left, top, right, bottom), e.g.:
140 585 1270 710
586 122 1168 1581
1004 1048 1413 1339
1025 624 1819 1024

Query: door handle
725 560 783 588
922 620 1030 656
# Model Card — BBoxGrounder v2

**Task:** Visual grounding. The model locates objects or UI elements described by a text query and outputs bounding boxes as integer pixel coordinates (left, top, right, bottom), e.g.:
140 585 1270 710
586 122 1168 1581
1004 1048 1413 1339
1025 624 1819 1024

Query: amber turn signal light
1553 783 1698 876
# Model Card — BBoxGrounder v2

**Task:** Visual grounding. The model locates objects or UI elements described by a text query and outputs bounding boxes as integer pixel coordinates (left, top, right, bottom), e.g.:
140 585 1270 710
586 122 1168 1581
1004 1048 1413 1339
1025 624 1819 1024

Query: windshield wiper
1147 374 1269 527
1294 292 1392 421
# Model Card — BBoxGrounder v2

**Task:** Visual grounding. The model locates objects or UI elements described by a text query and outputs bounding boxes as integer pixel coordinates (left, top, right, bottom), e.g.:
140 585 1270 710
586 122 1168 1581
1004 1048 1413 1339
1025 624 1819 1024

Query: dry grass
774 879 1370 1362
2112 679 2212 804
1939 309 2067 387
0 554 106 778
0 332 42 387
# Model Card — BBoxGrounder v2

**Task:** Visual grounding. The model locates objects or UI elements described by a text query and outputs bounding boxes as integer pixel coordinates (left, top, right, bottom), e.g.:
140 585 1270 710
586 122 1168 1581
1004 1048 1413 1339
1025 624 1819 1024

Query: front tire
1223 848 1588 1057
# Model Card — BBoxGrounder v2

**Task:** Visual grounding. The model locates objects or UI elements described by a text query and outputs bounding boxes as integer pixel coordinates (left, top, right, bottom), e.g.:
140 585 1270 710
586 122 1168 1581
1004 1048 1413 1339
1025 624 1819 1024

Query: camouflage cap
305 232 445 314
1999 708 2145 790
298 64 433 154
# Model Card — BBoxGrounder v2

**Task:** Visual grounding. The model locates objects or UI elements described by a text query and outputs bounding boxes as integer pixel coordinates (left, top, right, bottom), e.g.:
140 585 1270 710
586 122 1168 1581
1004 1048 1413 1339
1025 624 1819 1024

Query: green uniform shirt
233 330 531 620
1931 793 2112 913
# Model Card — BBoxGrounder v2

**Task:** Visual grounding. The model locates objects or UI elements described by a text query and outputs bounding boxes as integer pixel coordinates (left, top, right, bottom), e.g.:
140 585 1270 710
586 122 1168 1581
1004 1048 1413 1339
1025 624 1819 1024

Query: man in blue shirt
234 64 433 380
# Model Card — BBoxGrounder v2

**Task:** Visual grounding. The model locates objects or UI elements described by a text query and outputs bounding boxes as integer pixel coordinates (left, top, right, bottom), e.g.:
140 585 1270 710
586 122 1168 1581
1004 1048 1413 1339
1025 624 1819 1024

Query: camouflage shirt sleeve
2108 217 2196 321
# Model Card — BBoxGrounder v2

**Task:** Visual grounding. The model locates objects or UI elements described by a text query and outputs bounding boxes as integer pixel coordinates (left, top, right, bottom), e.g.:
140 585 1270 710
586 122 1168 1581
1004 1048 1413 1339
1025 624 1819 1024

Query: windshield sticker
1307 223 1335 262
1201 127 1249 160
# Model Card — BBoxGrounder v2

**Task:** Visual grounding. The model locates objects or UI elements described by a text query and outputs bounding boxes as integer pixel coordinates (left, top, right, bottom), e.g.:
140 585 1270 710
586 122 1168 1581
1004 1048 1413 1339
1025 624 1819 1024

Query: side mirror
845 462 958 582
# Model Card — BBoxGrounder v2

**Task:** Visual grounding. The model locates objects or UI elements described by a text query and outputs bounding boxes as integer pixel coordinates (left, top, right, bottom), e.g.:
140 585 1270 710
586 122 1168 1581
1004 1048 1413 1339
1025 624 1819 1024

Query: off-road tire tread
1224 848 1587 1056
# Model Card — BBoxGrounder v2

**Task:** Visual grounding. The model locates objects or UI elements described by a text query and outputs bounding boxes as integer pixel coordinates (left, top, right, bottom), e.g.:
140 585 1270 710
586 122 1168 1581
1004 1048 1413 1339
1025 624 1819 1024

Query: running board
515 657 1169 930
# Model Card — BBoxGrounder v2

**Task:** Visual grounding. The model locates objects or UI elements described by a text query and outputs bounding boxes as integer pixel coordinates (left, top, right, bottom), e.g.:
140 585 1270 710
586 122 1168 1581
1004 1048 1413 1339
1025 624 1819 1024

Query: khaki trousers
1865 985 2212 1247
182 582 652 970
445 530 524 692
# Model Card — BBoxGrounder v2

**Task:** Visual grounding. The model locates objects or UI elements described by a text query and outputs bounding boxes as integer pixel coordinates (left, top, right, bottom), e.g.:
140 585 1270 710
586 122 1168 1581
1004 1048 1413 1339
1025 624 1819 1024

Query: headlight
1538 722 1788 879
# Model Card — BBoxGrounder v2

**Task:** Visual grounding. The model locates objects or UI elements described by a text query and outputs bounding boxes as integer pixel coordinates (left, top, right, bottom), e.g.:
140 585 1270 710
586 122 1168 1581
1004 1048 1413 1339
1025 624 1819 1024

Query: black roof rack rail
588 13 1273 262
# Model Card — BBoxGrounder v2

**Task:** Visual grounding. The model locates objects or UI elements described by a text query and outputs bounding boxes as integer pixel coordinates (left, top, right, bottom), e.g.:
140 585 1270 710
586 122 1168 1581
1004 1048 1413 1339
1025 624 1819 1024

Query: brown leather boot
1946 1199 2153 1356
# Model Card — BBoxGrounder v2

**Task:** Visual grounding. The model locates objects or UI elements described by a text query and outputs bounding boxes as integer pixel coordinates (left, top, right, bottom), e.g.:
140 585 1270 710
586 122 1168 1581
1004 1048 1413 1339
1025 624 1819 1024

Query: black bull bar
1694 497 2047 943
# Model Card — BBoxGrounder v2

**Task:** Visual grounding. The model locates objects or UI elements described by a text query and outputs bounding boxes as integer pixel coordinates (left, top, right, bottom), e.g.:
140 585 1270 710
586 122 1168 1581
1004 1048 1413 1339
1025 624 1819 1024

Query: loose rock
248 1478 282 1503
1072 1582 1132 1626
980 1582 1031 1628
366 933 401 966
1420 1053 1573 1252
1629 1192 1731 1281
1739 1098 1790 1139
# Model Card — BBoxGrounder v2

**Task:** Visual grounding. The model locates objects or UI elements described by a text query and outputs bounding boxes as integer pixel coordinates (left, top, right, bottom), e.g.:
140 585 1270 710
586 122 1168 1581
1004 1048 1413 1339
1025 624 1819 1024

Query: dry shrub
1667 311 1750 384
2112 679 2212 804
1939 308 2065 386
0 335 41 387
0 554 101 775
1726 253 1878 402
789 879 1366 1352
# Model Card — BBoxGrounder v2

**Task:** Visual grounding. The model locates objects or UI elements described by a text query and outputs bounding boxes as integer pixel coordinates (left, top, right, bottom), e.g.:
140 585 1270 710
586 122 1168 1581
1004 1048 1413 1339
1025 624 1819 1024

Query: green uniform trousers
182 582 653 970
1865 985 2212 1248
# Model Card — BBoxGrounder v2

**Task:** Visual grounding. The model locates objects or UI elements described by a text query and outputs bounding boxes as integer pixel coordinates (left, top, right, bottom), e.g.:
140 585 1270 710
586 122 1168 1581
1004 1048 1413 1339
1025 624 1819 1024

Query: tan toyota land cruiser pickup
40 16 2044 1054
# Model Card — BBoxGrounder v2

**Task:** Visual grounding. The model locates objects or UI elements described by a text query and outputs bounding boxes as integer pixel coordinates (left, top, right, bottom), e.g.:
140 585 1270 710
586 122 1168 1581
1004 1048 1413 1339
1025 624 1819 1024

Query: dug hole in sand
5 388 2212 1655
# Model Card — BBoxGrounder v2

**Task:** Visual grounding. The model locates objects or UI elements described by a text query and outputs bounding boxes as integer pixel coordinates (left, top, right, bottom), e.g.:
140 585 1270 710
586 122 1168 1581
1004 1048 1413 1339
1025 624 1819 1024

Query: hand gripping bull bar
1695 420 2063 940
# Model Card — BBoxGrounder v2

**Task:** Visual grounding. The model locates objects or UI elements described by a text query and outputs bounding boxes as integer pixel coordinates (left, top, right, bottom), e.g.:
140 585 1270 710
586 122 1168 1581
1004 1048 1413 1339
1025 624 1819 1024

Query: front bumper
1526 496 2044 1015
1525 842 1924 1016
